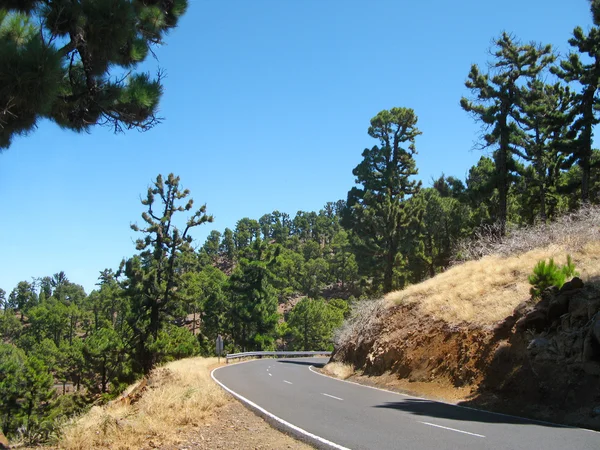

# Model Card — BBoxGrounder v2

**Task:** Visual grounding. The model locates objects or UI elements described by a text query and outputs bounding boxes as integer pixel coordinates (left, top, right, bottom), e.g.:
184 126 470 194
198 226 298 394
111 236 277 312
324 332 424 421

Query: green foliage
126 173 212 373
228 240 280 351
528 255 580 298
0 0 189 148
461 33 555 234
551 1 600 203
147 324 200 364
344 107 422 292
286 298 344 351
0 343 55 442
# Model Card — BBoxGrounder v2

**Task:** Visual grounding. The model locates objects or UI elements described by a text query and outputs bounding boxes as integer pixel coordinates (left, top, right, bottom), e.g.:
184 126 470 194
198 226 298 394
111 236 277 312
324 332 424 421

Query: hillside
331 208 600 430
30 357 311 450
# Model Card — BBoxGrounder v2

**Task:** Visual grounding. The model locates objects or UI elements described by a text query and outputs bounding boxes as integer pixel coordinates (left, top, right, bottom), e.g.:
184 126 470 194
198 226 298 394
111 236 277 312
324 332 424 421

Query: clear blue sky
0 0 592 294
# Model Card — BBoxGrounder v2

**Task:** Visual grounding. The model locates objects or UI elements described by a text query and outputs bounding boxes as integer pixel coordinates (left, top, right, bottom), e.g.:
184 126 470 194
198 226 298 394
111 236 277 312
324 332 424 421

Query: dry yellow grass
385 241 600 326
57 357 227 450
322 362 354 380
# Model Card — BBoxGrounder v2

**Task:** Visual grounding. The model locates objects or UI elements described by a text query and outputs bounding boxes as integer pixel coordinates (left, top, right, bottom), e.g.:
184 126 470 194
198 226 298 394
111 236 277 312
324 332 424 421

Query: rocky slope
332 278 600 430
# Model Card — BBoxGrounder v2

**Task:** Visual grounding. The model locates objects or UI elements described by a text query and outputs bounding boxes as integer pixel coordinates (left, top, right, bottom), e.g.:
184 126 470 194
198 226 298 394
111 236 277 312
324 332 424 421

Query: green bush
528 255 579 298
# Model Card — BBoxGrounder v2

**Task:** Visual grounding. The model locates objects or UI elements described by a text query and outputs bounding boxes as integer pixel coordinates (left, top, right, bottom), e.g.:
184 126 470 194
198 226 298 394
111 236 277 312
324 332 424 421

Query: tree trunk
581 126 592 203
426 234 435 278
497 113 509 236
383 246 395 293
101 356 107 393
540 174 547 222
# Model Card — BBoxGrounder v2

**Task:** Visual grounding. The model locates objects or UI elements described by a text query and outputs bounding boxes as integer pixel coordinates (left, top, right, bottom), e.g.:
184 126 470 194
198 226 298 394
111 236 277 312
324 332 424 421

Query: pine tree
227 240 279 351
126 173 212 373
344 107 421 293
220 228 236 261
551 0 600 203
0 0 188 149
461 33 555 234
514 81 574 220
202 230 222 263
286 298 344 351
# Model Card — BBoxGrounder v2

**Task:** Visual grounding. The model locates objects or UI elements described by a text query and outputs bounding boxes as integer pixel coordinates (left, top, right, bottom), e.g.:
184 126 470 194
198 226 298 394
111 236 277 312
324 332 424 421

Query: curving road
211 357 599 450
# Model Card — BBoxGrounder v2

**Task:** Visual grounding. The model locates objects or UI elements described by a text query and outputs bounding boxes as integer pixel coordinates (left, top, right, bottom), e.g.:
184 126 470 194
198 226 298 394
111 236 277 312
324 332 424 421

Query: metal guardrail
225 350 332 363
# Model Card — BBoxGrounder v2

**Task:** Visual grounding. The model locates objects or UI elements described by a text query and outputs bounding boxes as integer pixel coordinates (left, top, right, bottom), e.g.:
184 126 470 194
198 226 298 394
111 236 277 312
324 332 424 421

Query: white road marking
322 393 343 401
283 380 293 385
308 365 600 433
211 366 351 450
419 421 485 438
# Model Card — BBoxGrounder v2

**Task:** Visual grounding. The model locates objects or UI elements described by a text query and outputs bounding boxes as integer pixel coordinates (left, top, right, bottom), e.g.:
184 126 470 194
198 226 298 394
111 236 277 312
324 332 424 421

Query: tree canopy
0 0 188 149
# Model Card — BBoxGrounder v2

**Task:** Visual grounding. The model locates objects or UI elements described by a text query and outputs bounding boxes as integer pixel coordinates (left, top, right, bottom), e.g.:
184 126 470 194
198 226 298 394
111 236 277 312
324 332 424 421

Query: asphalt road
211 357 599 450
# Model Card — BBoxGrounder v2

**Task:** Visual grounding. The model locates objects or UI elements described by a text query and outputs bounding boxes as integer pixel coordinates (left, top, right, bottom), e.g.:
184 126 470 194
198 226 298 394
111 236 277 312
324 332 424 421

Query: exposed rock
560 277 584 293
569 296 590 322
527 337 551 354
541 286 560 303
514 300 533 317
0 429 9 450
548 294 570 322
592 315 600 345
334 283 600 431
516 310 548 333
582 362 600 376
560 313 571 331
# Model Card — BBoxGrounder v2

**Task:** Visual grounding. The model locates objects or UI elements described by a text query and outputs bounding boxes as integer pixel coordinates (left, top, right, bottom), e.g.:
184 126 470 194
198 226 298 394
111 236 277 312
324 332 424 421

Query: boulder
583 329 600 362
548 294 570 322
568 296 590 322
516 310 548 333
0 429 9 450
527 337 551 354
514 300 533 317
541 286 559 303
527 338 554 361
560 277 584 293
560 313 571 331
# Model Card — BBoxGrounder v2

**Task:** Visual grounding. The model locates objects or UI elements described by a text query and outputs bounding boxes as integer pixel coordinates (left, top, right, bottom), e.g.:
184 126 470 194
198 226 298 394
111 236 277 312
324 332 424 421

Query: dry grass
386 241 600 326
334 299 387 347
57 358 227 450
382 205 600 326
456 205 600 261
322 362 354 380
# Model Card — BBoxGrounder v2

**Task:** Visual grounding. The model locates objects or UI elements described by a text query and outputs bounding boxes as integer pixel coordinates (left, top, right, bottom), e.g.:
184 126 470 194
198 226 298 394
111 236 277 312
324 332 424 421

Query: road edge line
211 364 352 450
308 366 600 434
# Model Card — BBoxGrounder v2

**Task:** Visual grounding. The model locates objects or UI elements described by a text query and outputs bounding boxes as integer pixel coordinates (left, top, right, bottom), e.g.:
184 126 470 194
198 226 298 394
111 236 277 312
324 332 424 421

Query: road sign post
216 335 224 363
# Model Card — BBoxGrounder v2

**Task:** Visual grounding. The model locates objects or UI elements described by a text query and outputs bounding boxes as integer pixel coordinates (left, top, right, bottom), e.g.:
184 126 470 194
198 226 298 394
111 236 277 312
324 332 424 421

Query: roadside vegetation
57 358 226 450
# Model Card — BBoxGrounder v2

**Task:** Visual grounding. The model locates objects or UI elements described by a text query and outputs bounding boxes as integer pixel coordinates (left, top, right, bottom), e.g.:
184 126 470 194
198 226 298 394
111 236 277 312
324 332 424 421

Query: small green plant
528 255 579 298
562 255 578 279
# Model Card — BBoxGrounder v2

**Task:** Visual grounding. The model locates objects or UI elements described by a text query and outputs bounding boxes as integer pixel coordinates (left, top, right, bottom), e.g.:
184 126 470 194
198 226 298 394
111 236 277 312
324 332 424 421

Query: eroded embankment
333 279 600 430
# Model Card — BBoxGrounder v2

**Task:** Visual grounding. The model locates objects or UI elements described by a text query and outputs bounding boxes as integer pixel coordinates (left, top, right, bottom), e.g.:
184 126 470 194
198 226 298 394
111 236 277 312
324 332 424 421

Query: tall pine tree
552 0 600 203
344 107 421 293
461 33 554 234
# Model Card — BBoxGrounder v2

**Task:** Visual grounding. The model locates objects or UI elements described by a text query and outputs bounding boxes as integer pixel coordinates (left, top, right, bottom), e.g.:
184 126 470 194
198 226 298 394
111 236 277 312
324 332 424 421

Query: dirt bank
332 281 600 430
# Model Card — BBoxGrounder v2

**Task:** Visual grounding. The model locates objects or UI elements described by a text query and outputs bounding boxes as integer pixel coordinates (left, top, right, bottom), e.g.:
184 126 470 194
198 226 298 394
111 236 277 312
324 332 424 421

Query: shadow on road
277 360 326 368
374 399 567 428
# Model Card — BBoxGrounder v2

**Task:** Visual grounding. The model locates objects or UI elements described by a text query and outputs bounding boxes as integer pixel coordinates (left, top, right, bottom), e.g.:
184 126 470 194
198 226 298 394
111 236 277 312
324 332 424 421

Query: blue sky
0 0 592 294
